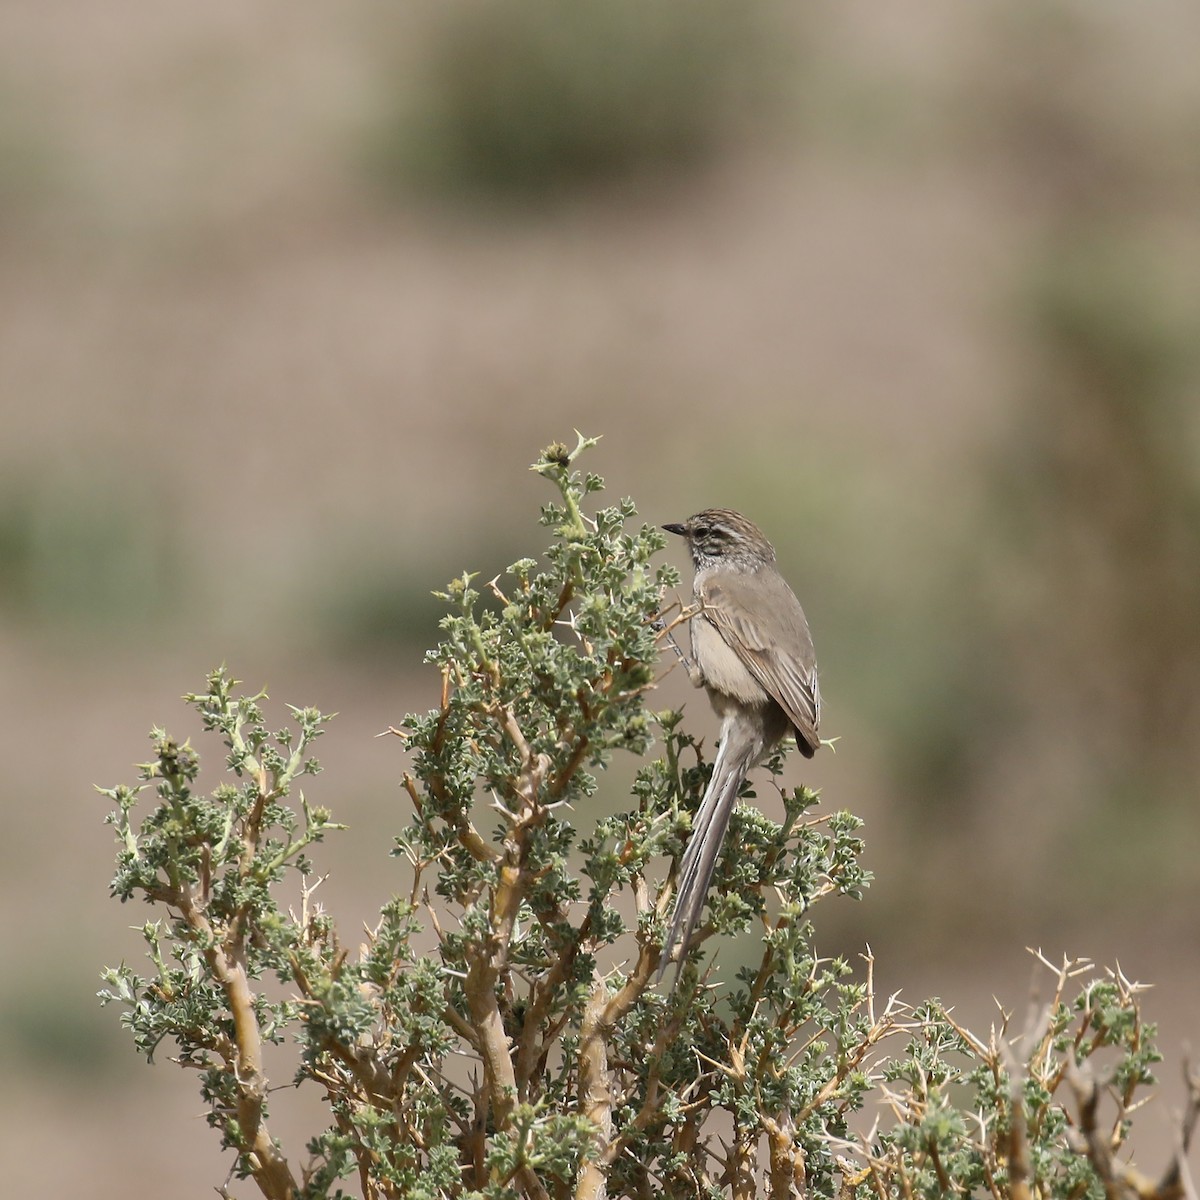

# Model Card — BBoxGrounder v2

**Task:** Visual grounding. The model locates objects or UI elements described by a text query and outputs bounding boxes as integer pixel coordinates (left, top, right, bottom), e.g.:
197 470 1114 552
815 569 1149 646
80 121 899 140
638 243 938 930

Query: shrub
99 435 1196 1198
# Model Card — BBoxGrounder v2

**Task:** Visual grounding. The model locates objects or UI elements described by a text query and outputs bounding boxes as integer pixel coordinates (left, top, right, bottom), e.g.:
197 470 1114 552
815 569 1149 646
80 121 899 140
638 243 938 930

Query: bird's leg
653 604 705 687
663 626 704 688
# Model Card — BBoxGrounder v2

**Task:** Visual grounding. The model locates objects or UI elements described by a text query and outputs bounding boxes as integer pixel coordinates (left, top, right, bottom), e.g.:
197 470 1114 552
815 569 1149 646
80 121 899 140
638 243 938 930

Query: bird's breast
691 615 769 708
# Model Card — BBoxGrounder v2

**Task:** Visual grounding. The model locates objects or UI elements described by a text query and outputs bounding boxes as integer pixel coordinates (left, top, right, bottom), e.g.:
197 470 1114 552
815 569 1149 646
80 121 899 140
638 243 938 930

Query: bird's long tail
657 731 757 986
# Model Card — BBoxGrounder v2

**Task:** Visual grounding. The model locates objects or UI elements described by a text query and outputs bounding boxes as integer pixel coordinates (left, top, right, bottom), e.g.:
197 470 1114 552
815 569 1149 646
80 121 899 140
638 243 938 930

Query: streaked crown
662 508 776 570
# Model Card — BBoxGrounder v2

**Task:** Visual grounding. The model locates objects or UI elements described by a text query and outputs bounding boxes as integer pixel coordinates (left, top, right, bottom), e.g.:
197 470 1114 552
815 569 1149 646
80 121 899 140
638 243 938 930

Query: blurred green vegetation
995 236 1200 790
368 0 778 201
974 1 1200 810
1 963 127 1082
0 79 55 221
0 475 182 634
314 530 531 659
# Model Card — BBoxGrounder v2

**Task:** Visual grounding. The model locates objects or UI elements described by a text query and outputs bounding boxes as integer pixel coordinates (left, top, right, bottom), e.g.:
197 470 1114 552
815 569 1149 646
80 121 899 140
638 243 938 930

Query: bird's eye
693 524 711 539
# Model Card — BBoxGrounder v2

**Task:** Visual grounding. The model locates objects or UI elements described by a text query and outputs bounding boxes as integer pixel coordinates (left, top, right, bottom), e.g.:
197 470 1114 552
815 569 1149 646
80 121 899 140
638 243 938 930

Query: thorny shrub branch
99 435 1195 1199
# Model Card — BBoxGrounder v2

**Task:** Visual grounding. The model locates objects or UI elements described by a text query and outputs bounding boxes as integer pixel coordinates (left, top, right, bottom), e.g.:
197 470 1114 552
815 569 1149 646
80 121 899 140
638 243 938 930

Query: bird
657 508 820 984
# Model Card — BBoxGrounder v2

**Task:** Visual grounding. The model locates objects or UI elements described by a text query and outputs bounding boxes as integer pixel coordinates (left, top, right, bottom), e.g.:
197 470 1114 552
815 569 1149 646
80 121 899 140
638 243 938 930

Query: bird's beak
661 522 687 537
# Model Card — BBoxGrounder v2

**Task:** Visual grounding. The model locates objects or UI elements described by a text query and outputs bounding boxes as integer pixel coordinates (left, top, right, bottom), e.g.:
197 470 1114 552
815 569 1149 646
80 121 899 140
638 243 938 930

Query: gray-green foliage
99 436 1187 1199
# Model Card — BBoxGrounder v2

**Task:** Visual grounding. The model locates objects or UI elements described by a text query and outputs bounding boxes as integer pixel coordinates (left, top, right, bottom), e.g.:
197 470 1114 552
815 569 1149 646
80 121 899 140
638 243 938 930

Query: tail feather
657 734 756 986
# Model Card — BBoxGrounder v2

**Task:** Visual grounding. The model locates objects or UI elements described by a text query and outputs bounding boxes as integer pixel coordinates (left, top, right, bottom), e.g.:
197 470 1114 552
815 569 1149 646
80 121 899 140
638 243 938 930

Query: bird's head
662 508 776 571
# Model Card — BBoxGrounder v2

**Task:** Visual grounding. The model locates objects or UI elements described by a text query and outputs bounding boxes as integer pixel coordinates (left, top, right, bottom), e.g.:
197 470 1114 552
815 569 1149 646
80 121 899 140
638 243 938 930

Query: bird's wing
698 570 821 754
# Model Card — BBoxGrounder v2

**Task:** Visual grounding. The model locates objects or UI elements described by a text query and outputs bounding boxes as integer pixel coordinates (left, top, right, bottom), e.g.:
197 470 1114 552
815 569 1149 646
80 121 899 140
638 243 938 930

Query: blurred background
2 0 1198 1192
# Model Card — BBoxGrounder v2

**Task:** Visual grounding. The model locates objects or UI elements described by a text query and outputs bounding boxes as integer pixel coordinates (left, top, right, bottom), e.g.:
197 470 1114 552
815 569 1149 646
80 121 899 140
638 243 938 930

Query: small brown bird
658 509 820 983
